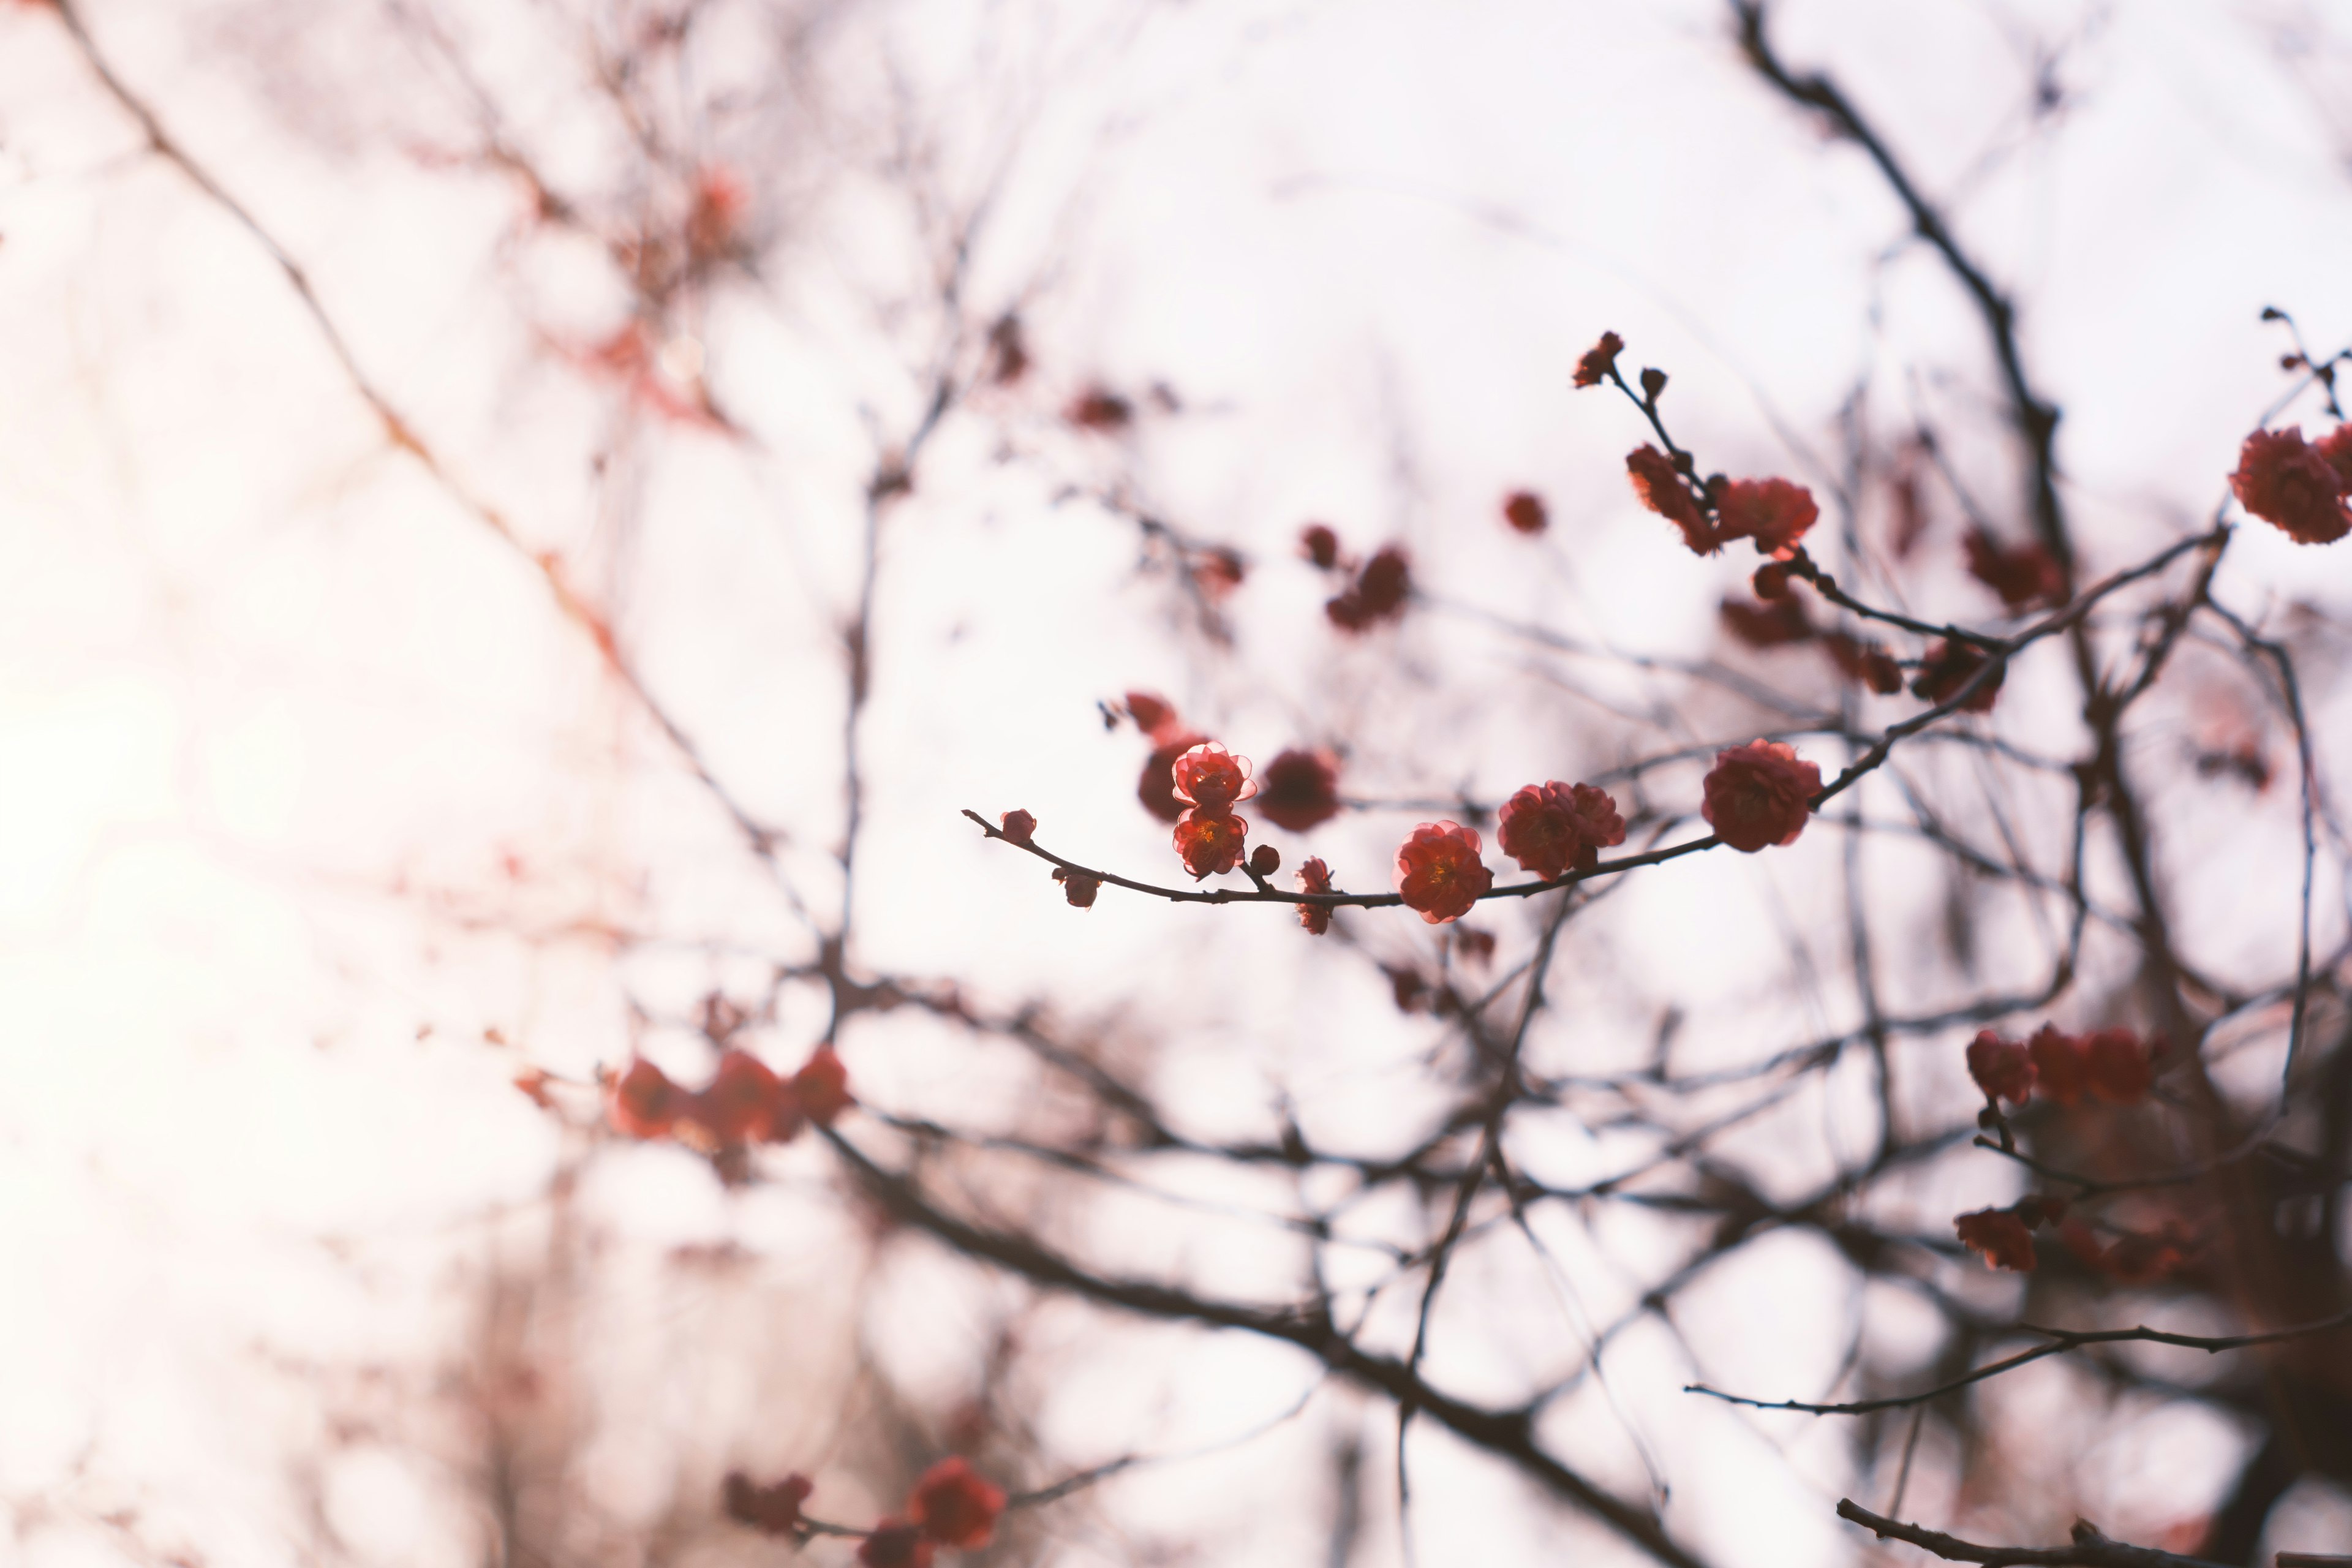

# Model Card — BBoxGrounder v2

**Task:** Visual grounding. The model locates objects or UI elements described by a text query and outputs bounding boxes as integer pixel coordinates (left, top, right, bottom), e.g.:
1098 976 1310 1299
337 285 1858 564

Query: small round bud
1249 843 1281 876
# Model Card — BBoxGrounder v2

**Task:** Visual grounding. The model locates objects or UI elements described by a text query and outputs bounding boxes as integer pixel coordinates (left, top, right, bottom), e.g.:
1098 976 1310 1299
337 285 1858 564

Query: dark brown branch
1834 1499 2232 1568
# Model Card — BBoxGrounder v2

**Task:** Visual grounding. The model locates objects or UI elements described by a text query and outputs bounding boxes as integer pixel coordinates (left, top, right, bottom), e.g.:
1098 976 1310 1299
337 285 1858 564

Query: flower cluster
1294 856 1334 935
608 1046 851 1146
1964 528 2065 608
1495 780 1625 880
1954 1193 2070 1272
1170 742 1254 879
1910 638 2003 714
2230 424 2352 545
1966 1023 2153 1109
725 1458 1006 1565
1625 447 1820 559
1699 740 1820 853
1325 543 1412 631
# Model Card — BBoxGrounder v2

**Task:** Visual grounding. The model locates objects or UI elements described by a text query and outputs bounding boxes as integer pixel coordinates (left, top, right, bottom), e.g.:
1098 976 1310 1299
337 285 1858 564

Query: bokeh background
4 1 2352 1564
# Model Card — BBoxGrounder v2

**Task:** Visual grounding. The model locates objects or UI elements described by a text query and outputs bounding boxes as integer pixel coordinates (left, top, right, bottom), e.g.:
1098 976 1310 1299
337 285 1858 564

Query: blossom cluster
725 1457 1007 1564
2230 423 2352 545
608 1045 851 1145
1965 1023 2153 1110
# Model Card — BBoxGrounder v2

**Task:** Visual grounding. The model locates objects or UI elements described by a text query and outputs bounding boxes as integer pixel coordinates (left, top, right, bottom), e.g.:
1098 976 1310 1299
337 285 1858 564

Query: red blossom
1495 780 1626 880
1326 545 1414 631
2014 1193 2070 1229
1713 477 1819 557
609 1058 682 1139
999 809 1036 845
692 1049 785 1144
1955 1207 2038 1272
2027 1024 2090 1108
1823 633 1905 694
724 1471 813 1536
1257 747 1341 832
1700 739 1820 853
1627 445 1719 555
1137 730 1210 823
2230 426 2351 545
1393 821 1493 924
1752 560 1796 600
1573 330 1624 389
859 1521 937 1568
1170 742 1256 812
1065 385 1133 431
2082 1027 2152 1104
1300 524 1341 569
2063 1219 2190 1285
1124 691 1180 740
1295 857 1334 935
1052 867 1102 908
908 1458 1006 1550
1173 808 1249 878
1966 1030 2035 1107
1502 490 1548 535
794 1046 851 1126
1719 597 1812 649
1911 639 2003 714
1248 843 1281 876
1964 529 2065 609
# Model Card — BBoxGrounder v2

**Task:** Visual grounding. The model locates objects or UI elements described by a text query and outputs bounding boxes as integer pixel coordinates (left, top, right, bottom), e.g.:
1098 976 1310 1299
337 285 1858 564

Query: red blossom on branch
723 1471 812 1536
1502 489 1548 535
2082 1027 2152 1103
1627 445 1719 555
1052 867 1102 907
1137 730 1210 823
2027 1023 2090 1108
1393 821 1493 924
1954 1207 2038 1272
998 809 1036 845
1172 808 1249 878
1495 780 1625 880
1572 330 1624 389
1326 544 1412 631
692 1049 787 1145
1719 596 1812 649
1966 1030 2035 1106
1170 742 1256 812
859 1520 937 1568
1700 740 1820 853
609 1058 682 1139
794 1046 851 1126
1124 691 1180 739
2318 423 2352 489
1911 638 2003 713
1295 857 1334 935
1257 747 1341 832
2229 425 2351 545
1713 477 1819 557
1964 528 2066 608
1822 632 1905 694
908 1457 1006 1549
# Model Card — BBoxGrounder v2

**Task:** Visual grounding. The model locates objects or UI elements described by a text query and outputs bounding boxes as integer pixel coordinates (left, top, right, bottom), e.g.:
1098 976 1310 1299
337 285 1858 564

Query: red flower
1502 490 1549 535
2063 1219 2190 1284
1627 445 1718 555
609 1058 682 1139
1325 546 1411 630
2230 426 2350 545
1823 633 1904 694
2027 1024 2090 1108
1911 639 2003 714
1393 821 1493 924
1300 524 1341 569
1052 867 1102 908
909 1457 1006 1550
1065 385 1133 431
1752 560 1796 600
1714 477 1819 557
691 1049 785 1144
999 809 1036 845
1173 809 1249 878
794 1046 851 1126
1248 843 1281 876
1257 748 1341 832
1964 529 2065 609
1137 729 1209 823
1955 1207 2038 1272
1495 780 1626 880
1295 857 1334 935
2082 1028 2151 1104
724 1471 813 1536
1572 330 1624 389
859 1521 937 1568
1170 742 1256 812
1125 691 1180 740
1719 597 1812 649
1966 1030 2035 1106
1700 740 1820 853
